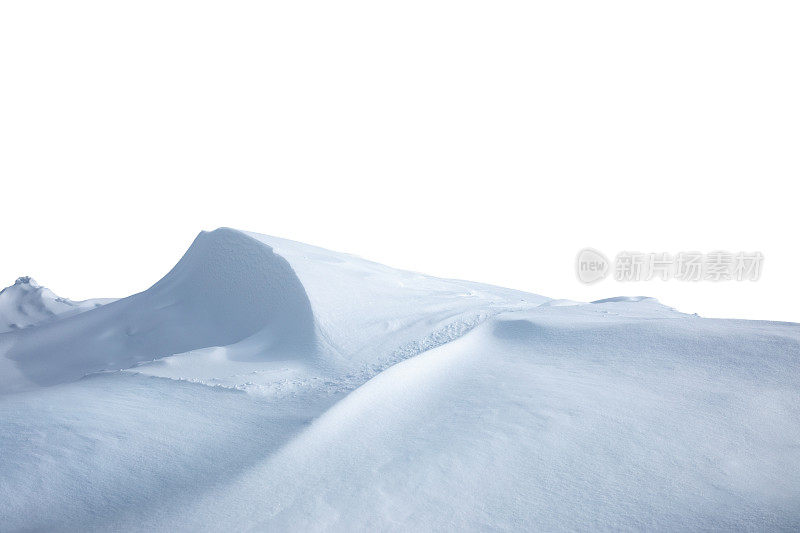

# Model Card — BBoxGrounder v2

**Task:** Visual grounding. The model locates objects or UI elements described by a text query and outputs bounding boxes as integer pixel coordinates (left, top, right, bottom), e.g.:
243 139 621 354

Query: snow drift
1 228 799 531
2 228 545 392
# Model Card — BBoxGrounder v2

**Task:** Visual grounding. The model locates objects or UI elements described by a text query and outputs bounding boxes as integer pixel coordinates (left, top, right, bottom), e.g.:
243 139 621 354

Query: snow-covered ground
1 228 798 531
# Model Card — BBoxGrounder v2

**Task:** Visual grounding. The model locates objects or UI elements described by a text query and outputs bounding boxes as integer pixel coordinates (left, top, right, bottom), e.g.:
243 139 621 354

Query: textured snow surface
1 228 799 531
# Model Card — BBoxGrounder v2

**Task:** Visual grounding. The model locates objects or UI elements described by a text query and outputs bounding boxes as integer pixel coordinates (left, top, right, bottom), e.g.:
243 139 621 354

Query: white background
1 1 798 321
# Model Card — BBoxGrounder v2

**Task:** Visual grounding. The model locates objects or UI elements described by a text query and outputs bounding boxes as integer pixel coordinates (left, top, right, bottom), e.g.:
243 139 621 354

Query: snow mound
0 276 111 333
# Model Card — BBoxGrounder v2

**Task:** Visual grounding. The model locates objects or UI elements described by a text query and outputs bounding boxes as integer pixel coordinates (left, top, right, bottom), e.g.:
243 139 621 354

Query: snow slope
1 228 799 531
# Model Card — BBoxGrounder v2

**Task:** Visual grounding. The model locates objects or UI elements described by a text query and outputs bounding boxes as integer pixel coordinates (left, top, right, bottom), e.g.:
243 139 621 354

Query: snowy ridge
243 230 549 368
121 229 550 395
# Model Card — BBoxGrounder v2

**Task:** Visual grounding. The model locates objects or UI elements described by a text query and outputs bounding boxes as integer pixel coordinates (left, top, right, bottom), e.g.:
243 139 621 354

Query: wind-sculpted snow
242 230 548 368
1 228 799 531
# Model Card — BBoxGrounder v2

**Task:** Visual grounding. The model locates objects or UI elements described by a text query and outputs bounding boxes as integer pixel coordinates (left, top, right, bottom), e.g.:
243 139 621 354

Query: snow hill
1 228 799 531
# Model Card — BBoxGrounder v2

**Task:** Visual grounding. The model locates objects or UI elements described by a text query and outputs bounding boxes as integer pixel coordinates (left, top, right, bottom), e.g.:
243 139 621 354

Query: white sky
1 1 798 322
